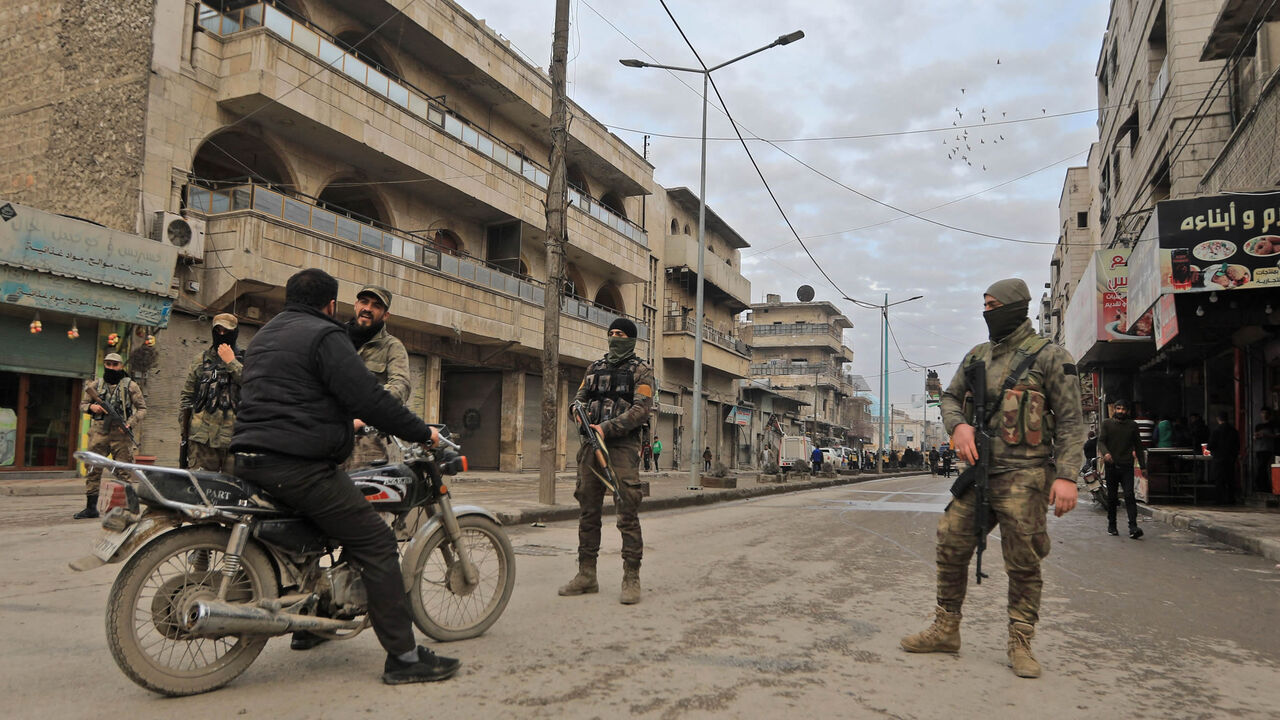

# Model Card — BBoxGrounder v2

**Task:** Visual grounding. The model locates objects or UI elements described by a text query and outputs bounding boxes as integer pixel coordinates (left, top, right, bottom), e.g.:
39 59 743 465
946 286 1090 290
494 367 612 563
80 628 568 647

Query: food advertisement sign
1153 193 1280 296
1095 248 1152 342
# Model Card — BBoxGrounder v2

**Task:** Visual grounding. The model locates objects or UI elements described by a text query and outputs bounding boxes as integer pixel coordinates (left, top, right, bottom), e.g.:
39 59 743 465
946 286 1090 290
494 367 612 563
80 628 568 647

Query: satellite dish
797 285 815 302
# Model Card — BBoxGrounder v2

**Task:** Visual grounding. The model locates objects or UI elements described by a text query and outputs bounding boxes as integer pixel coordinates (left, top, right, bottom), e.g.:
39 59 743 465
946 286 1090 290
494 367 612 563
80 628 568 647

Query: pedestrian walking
180 313 242 474
810 445 822 475
76 353 145 519
1098 399 1145 539
559 318 653 605
651 435 662 471
703 446 713 472
900 277 1083 679
1209 411 1240 504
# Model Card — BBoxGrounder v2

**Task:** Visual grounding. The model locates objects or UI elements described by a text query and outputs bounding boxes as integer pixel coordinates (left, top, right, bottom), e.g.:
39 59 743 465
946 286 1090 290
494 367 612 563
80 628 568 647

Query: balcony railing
662 314 749 356
750 362 842 379
195 2 647 247
186 181 647 339
747 322 841 339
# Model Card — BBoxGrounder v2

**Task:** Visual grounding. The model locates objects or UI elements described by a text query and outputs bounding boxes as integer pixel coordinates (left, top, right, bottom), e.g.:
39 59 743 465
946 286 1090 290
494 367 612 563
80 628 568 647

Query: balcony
750 362 844 389
660 315 749 377
194 2 648 282
186 182 647 362
662 233 750 312
741 322 851 357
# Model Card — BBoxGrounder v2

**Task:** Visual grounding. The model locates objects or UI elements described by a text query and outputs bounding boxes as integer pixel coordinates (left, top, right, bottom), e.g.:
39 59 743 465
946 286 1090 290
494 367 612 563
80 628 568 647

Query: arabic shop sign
0 200 178 296
1151 193 1280 298
0 266 173 327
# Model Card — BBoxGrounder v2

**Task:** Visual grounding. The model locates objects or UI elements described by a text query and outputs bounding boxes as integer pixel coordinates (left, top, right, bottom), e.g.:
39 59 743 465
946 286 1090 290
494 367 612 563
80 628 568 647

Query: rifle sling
980 341 1048 429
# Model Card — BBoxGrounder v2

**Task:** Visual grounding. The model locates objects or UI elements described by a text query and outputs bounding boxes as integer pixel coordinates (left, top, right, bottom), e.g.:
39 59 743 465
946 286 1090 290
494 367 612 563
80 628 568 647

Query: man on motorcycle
230 268 460 685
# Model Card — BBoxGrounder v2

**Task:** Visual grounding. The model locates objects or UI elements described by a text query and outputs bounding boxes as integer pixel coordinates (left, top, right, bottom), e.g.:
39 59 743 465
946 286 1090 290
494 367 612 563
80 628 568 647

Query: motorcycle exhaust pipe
184 599 362 636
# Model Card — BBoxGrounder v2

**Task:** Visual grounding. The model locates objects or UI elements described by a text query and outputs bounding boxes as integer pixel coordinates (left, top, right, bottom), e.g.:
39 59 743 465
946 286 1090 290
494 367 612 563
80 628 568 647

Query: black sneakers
382 646 461 685
290 631 330 651
1129 526 1144 539
1107 525 1119 536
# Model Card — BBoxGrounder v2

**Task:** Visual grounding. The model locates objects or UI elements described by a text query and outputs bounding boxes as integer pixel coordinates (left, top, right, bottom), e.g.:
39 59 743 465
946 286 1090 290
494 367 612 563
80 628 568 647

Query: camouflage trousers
83 429 134 495
935 466 1052 626
341 432 391 472
574 436 643 564
190 441 235 475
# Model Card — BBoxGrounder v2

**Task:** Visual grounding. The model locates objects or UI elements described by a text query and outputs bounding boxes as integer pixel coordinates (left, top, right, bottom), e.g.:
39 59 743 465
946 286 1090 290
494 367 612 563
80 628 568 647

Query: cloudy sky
462 0 1110 412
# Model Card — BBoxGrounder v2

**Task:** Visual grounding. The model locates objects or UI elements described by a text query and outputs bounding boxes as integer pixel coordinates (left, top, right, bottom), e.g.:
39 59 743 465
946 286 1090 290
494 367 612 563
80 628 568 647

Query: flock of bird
940 59 1045 171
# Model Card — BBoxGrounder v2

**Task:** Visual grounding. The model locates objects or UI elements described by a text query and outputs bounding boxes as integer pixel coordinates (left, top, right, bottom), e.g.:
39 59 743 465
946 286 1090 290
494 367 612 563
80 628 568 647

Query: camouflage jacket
359 326 412 405
574 354 655 443
180 346 243 447
940 319 1085 477
80 376 146 435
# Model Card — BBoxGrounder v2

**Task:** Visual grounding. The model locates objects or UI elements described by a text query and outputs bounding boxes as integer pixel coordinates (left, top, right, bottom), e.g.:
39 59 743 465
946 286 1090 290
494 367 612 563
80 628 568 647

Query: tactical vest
965 335 1052 448
191 350 242 414
581 357 640 425
95 377 134 421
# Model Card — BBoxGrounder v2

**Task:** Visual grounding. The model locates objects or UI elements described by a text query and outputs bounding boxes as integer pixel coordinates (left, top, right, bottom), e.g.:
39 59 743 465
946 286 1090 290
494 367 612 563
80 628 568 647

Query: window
1077 211 1088 229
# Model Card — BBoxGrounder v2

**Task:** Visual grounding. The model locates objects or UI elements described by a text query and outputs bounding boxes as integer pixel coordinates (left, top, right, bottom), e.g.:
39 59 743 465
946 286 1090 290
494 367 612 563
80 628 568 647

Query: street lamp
844 293 922 474
622 30 804 490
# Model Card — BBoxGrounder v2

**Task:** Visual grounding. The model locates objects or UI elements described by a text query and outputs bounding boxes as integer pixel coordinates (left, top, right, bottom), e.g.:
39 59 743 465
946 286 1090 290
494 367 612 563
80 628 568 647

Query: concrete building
1 0 656 473
654 188 752 471
740 295 856 450
1044 166 1096 343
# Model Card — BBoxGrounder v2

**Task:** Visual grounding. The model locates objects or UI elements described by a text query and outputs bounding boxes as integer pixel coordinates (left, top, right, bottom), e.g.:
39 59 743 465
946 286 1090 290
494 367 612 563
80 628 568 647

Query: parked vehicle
70 427 515 696
777 435 813 471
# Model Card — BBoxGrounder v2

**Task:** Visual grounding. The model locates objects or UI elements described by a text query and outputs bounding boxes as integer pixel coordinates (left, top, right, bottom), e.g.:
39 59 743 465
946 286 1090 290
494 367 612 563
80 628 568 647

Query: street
1 473 1277 719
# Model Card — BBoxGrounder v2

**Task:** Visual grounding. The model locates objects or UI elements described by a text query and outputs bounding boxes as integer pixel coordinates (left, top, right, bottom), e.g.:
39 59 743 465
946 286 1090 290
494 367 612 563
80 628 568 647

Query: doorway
0 372 81 470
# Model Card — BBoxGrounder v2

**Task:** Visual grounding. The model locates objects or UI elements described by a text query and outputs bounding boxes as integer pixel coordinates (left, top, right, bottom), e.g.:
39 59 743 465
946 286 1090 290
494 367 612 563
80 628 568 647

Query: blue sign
0 267 173 327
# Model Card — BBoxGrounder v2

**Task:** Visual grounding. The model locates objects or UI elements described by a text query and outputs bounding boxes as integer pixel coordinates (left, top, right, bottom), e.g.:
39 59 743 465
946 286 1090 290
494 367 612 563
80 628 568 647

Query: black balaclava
103 368 125 384
983 278 1032 343
212 328 238 349
347 317 383 350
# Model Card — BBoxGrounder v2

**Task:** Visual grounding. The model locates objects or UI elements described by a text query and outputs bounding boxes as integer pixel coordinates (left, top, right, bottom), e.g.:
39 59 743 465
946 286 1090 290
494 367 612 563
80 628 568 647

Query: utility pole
539 0 570 505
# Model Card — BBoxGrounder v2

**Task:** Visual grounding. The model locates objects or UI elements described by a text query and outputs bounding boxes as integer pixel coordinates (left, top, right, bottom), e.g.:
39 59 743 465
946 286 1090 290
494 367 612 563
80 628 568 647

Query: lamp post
844 293 922 474
622 30 804 490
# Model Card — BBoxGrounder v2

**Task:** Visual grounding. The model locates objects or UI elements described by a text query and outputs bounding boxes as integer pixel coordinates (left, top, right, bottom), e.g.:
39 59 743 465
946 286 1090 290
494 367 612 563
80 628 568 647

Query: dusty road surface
2 474 1278 719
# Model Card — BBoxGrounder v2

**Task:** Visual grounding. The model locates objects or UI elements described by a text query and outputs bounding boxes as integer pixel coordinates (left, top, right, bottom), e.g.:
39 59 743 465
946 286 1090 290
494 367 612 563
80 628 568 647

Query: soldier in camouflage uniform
900 278 1084 679
559 317 654 605
76 353 146 519
180 313 242 474
343 285 413 469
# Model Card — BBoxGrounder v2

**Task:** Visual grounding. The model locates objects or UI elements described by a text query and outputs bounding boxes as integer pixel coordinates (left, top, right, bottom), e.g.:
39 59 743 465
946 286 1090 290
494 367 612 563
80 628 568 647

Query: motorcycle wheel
409 514 515 642
105 525 277 696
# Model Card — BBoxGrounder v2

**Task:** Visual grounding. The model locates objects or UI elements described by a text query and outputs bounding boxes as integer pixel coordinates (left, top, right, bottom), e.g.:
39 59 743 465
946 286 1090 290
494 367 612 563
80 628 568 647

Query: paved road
1 474 1277 719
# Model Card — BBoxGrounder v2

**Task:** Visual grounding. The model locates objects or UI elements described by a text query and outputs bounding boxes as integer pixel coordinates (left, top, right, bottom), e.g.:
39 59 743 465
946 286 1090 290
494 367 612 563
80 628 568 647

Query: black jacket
1208 421 1240 462
231 303 432 463
1098 417 1145 467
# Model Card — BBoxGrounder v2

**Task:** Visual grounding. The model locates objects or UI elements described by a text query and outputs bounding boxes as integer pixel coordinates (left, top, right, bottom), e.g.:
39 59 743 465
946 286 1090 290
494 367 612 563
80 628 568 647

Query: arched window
433 229 461 255
567 165 590 196
600 192 627 220
564 263 586 299
594 282 624 314
683 223 691 235
191 129 294 188
334 30 397 76
317 176 390 225
670 218 679 234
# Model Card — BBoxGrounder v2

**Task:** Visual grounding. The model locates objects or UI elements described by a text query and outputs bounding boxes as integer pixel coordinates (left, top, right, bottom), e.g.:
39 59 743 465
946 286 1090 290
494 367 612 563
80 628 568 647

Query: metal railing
750 362 841 379
662 314 749 355
195 2 647 248
746 322 841 339
186 181 647 340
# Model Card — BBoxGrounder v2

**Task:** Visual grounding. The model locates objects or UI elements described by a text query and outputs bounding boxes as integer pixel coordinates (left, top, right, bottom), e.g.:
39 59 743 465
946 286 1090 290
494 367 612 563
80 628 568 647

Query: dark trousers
1254 452 1273 492
235 453 415 656
1212 458 1236 504
574 438 643 565
1105 462 1138 529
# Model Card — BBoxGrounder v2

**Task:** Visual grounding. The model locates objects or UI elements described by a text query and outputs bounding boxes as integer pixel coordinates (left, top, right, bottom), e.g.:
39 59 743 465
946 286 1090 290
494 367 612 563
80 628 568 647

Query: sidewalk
4 467 1280 563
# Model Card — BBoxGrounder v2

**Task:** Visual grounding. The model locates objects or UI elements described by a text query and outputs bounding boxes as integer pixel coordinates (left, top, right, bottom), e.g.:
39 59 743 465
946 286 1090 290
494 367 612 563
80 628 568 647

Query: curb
1142 505 1280 564
494 470 920 526
0 482 83 497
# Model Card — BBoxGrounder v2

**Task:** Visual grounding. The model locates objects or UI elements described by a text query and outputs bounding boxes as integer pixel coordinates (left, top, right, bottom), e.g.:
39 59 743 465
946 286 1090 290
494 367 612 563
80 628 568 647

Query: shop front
1124 192 1280 504
0 201 177 472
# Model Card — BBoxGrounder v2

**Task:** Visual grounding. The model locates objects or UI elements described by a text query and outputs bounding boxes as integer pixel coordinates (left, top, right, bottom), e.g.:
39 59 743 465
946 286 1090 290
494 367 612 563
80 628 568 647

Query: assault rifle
85 382 138 447
949 360 991 585
572 400 618 494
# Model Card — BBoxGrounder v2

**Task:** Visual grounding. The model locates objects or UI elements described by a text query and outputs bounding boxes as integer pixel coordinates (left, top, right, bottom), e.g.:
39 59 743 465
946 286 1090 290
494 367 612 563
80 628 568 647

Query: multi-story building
1044 166 1095 343
1 0 656 473
654 188 752 470
740 295 855 449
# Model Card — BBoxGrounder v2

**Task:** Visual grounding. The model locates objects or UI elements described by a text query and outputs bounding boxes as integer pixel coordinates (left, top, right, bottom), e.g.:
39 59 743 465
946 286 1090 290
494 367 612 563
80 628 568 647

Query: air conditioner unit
151 211 206 262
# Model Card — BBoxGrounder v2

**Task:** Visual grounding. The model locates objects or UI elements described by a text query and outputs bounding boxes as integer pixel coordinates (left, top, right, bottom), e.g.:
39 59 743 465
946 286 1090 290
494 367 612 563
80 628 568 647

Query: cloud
459 0 1110 405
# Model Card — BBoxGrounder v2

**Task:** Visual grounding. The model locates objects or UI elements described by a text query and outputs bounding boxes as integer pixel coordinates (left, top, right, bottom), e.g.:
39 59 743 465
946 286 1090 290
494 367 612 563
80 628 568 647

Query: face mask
103 368 125 384
606 336 636 365
983 301 1028 342
212 329 238 348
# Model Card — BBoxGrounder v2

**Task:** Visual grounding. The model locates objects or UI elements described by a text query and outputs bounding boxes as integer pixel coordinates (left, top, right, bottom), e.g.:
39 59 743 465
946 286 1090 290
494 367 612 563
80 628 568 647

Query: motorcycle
70 426 515 697
1079 456 1105 508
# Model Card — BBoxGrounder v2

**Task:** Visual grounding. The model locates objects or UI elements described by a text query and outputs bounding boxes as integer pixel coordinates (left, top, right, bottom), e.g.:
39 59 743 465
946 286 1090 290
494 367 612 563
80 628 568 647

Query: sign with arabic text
0 200 177 296
1151 193 1280 297
0 267 173 327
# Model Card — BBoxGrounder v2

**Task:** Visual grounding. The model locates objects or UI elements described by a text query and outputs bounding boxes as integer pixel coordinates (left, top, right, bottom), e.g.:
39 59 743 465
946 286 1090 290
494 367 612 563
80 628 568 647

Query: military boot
558 559 599 596
900 605 961 653
619 561 641 605
1007 621 1041 678
73 493 99 520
